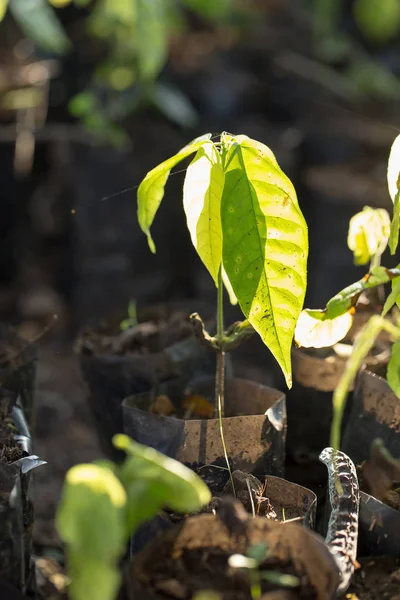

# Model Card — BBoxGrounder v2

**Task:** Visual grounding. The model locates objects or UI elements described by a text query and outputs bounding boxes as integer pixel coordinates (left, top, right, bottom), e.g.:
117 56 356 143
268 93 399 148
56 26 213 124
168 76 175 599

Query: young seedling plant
57 434 211 600
137 132 308 481
295 132 400 450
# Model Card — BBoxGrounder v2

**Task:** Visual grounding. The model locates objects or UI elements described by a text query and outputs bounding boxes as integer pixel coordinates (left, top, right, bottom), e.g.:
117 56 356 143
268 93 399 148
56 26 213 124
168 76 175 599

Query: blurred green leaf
389 191 400 255
387 340 400 397
56 464 126 600
114 434 212 513
326 267 400 319
183 0 232 21
353 0 400 43
69 92 97 117
347 206 390 266
9 0 70 54
136 0 167 80
152 82 198 128
0 0 8 22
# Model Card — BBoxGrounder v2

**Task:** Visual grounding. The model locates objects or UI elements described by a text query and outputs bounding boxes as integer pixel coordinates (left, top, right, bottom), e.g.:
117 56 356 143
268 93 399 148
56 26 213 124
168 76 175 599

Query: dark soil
346 557 400 600
0 397 23 464
78 307 202 357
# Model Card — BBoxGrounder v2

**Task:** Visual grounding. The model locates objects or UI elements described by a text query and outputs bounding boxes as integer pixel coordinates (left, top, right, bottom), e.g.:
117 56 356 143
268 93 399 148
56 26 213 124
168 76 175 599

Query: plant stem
216 267 235 497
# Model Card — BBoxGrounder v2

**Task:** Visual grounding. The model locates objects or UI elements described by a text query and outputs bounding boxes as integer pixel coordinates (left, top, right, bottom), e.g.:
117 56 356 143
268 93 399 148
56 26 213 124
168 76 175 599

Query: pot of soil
286 317 390 460
130 469 317 556
77 302 218 460
0 389 45 594
127 501 340 600
122 377 286 487
0 325 37 426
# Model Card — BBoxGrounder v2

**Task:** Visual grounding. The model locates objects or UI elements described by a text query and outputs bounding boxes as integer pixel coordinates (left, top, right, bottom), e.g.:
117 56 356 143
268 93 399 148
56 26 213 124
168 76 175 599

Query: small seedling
56 434 211 600
137 132 309 485
228 543 299 599
119 299 137 331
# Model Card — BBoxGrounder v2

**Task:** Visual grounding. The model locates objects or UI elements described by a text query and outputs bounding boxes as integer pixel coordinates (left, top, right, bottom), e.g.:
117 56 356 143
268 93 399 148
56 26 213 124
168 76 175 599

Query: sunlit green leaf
389 190 400 255
183 141 224 285
137 134 211 252
388 133 400 202
114 434 211 512
347 206 390 266
353 0 400 43
294 309 353 348
221 135 308 388
387 340 400 397
0 0 8 21
9 0 70 54
326 267 400 319
382 276 400 316
136 0 167 80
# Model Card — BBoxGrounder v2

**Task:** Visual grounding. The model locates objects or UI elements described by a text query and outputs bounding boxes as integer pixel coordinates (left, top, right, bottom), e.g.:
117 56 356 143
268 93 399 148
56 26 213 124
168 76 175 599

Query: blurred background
0 0 399 551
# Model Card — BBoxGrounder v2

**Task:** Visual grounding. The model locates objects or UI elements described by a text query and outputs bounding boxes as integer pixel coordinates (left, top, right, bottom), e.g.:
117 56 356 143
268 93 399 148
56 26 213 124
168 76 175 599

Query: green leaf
353 0 400 43
389 190 400 255
136 0 167 80
387 340 400 397
382 276 400 316
388 133 400 202
326 267 400 319
347 206 390 266
183 141 224 285
66 555 120 600
56 464 127 600
221 135 308 388
9 0 70 54
114 434 211 513
294 309 354 348
0 0 8 21
137 133 211 252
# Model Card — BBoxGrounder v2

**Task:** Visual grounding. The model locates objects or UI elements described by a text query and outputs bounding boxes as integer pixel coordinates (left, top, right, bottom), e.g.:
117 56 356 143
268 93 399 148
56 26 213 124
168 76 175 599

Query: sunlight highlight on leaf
295 309 353 348
183 141 224 285
387 340 400 397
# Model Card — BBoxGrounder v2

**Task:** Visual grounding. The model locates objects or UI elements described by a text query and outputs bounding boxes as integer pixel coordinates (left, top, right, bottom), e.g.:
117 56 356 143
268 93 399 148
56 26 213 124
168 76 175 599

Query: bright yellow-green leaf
347 206 390 266
221 136 308 388
387 340 400 397
0 0 8 21
183 142 224 285
137 134 211 252
294 309 353 348
114 434 211 512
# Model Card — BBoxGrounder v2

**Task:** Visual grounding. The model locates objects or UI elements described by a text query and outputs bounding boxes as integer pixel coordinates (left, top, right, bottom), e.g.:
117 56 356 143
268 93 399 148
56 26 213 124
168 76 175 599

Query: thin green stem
215 267 235 497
